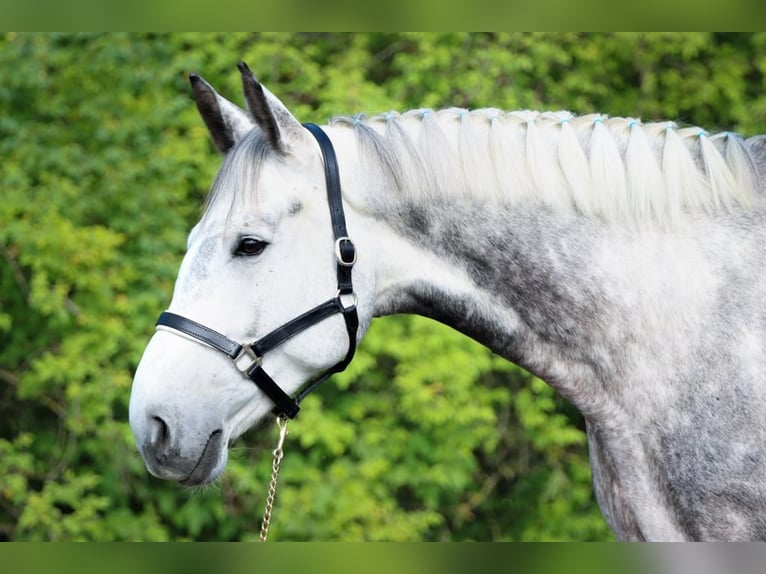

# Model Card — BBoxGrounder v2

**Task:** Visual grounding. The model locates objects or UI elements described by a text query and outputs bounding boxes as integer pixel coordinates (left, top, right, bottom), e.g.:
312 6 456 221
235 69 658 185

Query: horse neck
331 118 755 414
366 193 618 388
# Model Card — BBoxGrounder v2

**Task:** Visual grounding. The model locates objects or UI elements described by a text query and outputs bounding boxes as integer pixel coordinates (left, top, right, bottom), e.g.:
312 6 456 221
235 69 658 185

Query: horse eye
235 237 268 257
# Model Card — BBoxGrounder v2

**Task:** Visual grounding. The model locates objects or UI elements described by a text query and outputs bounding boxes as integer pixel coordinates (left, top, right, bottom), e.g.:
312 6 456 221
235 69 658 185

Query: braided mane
331 108 758 225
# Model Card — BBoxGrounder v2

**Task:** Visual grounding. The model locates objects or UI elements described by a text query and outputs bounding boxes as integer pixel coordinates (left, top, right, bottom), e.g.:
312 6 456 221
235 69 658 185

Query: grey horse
130 64 766 540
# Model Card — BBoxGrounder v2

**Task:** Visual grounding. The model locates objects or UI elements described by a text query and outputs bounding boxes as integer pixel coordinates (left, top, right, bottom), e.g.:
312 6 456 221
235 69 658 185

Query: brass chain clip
259 414 289 542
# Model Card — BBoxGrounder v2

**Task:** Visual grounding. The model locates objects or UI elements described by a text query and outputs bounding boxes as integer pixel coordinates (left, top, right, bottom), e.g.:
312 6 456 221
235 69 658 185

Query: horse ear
190 73 254 154
237 61 306 155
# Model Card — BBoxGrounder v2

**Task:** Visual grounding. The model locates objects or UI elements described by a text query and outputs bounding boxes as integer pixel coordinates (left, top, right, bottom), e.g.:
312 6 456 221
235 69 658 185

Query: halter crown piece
155 123 359 419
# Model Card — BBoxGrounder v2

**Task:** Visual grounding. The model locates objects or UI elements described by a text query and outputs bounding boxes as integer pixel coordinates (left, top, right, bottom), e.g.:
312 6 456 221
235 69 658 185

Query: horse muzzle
132 412 227 486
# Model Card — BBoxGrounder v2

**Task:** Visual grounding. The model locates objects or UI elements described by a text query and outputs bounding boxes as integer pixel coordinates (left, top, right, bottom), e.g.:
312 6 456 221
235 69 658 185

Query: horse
129 62 766 541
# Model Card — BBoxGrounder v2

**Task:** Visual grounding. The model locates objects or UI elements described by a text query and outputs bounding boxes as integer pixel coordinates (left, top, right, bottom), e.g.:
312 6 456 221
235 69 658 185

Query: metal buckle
334 237 356 267
232 346 261 373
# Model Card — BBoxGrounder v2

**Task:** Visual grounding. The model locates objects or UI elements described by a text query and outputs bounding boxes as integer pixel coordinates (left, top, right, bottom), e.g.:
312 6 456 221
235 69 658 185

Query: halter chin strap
155 123 358 419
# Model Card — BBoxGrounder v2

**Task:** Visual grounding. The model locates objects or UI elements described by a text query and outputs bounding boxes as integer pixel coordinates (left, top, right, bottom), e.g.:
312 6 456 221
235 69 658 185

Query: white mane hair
330 108 759 226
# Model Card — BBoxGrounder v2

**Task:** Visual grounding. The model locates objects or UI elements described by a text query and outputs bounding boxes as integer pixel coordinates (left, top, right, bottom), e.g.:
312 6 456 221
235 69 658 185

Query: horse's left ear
238 61 307 155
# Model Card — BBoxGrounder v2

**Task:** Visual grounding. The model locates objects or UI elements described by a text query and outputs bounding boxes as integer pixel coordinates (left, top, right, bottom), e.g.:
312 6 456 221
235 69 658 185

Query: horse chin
178 429 228 487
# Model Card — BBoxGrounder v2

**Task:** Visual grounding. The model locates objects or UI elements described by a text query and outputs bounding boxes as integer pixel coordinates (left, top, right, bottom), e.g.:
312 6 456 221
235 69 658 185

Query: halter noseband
155 123 358 419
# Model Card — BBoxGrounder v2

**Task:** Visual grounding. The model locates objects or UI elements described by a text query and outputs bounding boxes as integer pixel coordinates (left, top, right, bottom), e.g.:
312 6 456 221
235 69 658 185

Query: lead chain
259 415 289 542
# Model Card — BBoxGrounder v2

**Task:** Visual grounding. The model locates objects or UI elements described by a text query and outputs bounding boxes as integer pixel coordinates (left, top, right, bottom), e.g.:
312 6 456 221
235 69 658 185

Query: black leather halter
155 123 358 419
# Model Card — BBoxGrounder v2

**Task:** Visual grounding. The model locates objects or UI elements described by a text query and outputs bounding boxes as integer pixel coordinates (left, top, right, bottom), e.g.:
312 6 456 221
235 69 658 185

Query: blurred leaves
3 33 765 541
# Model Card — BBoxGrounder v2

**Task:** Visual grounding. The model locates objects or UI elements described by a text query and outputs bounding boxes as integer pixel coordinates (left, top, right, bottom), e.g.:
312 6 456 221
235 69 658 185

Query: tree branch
1 246 30 299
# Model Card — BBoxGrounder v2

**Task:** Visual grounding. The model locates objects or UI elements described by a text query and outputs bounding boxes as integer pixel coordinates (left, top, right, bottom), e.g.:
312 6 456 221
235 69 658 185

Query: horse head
129 63 375 485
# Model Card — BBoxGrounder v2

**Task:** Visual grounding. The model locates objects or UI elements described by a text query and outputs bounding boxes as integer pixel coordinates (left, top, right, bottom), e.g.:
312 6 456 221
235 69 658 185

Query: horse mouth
179 429 225 486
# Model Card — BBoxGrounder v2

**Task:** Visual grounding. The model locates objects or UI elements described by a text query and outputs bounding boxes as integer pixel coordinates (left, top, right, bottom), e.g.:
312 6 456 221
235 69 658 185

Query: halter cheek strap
155 123 358 419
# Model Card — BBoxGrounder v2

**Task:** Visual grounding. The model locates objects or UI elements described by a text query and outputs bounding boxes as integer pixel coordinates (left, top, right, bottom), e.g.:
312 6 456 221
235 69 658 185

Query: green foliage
2 33 765 541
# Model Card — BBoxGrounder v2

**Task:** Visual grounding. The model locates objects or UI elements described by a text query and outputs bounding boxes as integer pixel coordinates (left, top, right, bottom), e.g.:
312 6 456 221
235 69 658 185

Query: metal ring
336 290 358 311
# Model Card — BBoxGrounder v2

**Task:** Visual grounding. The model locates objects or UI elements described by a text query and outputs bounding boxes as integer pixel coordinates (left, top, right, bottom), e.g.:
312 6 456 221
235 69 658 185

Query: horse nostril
149 416 170 455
